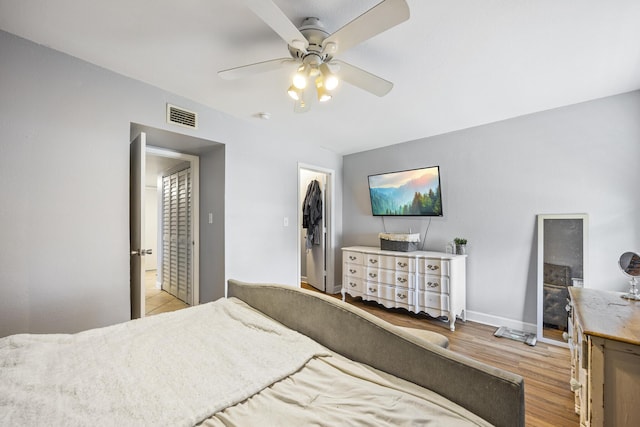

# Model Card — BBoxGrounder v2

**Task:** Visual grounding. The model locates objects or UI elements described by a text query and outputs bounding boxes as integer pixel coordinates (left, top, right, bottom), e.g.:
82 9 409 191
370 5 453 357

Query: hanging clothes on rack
302 179 323 250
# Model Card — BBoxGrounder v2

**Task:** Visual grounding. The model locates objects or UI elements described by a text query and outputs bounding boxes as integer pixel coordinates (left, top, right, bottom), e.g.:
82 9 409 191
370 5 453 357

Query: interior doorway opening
298 164 337 294
145 148 199 315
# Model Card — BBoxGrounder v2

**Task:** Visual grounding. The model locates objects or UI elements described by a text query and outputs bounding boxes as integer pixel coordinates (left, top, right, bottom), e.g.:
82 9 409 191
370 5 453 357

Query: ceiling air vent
167 104 198 129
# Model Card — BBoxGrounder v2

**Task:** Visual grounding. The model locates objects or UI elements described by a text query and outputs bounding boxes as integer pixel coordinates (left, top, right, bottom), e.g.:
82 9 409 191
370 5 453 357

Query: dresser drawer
393 272 413 287
365 282 380 297
343 277 364 294
343 251 363 265
378 255 413 272
418 258 450 276
418 291 450 311
392 287 413 305
364 268 381 282
367 282 414 305
366 268 413 287
417 274 450 294
363 253 382 268
344 263 364 279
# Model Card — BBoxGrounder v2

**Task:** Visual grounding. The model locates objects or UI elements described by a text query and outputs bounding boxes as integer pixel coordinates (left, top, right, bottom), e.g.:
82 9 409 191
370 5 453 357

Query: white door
304 174 327 292
130 132 147 319
161 167 192 304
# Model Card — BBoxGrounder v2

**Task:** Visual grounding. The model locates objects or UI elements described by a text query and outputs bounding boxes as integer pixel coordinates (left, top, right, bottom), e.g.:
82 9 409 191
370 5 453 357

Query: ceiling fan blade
218 58 297 80
333 60 393 97
241 0 309 51
322 0 409 56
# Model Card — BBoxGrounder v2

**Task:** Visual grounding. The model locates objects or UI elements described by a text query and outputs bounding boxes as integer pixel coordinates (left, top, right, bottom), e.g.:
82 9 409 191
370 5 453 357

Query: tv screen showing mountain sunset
368 166 442 216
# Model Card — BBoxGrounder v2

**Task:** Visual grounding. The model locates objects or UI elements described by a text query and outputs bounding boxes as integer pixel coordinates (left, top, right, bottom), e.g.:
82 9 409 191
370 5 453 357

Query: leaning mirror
619 251 640 300
537 214 588 346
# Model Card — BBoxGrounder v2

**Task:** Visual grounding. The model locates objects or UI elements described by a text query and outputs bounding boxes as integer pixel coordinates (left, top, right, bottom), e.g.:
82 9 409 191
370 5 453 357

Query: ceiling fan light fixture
319 63 339 90
317 88 332 102
287 85 302 100
292 65 309 89
315 76 332 102
324 74 339 91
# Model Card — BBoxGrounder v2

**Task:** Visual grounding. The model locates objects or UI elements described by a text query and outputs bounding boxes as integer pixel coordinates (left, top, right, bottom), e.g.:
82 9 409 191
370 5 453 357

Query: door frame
297 163 336 293
130 133 147 319
147 146 200 307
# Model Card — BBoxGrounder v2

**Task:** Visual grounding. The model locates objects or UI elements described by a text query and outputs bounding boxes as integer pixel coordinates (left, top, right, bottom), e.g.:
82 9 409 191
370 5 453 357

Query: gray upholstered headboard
227 279 525 427
544 263 571 286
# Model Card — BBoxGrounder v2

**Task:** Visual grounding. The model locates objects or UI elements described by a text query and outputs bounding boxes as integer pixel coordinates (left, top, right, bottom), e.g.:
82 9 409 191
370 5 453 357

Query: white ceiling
2 0 640 155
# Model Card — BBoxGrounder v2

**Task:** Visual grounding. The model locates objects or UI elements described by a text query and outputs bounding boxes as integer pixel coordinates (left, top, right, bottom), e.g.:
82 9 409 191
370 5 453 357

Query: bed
0 279 525 426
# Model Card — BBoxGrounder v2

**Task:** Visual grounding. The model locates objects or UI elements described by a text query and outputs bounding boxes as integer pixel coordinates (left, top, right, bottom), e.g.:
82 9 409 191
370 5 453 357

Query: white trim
297 163 337 294
147 146 200 307
464 310 537 334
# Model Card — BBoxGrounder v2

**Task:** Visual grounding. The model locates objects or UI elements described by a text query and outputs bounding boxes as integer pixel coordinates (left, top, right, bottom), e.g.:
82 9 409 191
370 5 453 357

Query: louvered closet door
161 168 192 304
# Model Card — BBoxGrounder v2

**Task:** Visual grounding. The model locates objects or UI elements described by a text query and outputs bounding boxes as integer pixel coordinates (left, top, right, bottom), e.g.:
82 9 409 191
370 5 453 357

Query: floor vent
167 104 198 129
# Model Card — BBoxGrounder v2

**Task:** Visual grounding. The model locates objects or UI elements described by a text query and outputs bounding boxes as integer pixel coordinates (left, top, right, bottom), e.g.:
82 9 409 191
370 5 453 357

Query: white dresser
568 287 640 427
342 246 467 331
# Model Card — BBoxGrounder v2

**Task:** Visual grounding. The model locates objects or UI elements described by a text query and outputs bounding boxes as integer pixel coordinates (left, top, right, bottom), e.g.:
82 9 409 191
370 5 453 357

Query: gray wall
0 30 342 337
343 91 640 327
199 144 226 302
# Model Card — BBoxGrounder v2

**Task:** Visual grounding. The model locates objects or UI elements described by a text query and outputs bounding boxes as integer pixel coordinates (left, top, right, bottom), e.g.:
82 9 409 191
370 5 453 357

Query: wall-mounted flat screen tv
368 166 443 216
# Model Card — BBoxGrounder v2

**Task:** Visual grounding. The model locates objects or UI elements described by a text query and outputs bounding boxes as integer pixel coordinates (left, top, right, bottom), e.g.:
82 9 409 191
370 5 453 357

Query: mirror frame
536 213 589 347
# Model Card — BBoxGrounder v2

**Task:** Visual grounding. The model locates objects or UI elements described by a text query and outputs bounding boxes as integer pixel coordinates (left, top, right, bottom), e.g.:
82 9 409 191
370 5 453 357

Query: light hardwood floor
145 270 189 316
304 285 579 427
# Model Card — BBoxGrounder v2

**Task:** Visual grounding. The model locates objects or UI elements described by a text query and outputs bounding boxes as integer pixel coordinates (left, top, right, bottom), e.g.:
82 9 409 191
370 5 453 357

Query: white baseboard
464 310 537 334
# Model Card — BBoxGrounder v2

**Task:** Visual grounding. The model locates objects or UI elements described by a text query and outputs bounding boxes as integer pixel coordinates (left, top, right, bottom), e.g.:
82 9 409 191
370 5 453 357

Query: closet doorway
298 164 336 293
147 147 199 309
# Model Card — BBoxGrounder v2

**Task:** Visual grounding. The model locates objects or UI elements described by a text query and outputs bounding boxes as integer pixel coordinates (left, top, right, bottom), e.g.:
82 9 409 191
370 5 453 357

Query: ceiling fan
218 0 410 112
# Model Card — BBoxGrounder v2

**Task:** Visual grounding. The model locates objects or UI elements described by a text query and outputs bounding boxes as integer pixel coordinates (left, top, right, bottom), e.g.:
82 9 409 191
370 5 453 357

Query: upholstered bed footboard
227 280 525 427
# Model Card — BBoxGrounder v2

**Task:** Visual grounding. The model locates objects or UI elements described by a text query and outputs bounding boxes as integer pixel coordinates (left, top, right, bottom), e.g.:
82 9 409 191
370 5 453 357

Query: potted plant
454 238 467 255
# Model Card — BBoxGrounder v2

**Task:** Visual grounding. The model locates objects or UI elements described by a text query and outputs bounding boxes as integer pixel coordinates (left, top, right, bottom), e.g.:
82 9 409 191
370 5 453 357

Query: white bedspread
203 353 492 427
0 298 328 427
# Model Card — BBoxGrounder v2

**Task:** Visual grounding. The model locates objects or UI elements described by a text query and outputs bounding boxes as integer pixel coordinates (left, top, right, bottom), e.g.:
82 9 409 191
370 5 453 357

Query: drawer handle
397 277 407 283
368 273 378 278
349 255 356 261
396 292 407 299
427 264 440 271
349 269 357 274
397 262 407 268
369 259 378 264
569 378 581 391
368 287 377 293
349 282 357 288
427 282 439 288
